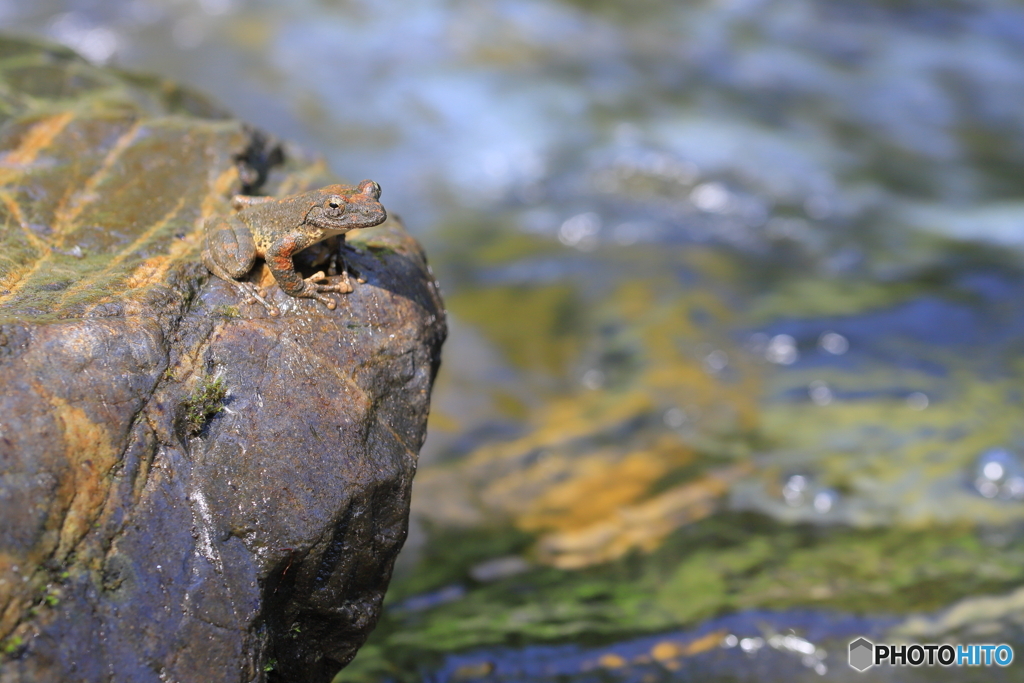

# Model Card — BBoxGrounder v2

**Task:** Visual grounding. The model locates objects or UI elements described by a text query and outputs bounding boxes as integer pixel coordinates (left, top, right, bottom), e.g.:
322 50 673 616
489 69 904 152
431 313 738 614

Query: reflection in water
974 447 1024 500
9 0 1024 680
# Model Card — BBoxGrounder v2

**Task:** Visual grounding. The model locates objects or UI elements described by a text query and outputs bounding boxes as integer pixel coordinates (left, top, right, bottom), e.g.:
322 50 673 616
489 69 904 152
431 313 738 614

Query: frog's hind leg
202 217 280 316
204 255 280 316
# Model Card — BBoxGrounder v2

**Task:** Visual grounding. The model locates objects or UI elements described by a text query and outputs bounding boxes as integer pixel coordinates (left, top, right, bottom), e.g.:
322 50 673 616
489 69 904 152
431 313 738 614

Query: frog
202 179 386 316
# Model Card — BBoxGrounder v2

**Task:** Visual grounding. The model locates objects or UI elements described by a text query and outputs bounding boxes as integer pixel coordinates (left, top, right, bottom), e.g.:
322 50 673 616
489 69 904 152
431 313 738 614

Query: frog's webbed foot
301 271 355 310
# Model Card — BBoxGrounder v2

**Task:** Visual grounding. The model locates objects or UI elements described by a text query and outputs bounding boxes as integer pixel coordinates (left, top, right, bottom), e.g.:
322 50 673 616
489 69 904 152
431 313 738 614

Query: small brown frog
202 180 386 315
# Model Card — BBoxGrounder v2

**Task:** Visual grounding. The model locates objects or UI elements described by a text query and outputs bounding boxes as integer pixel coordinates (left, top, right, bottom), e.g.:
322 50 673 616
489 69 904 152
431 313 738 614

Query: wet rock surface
0 35 445 683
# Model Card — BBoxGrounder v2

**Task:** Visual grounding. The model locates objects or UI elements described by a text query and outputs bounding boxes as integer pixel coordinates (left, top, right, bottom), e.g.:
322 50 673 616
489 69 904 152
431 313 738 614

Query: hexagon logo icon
849 637 874 671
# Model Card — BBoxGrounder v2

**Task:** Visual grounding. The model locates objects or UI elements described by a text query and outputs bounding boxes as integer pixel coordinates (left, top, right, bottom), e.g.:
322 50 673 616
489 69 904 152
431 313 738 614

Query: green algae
386 525 535 606
364 244 398 264
341 514 1024 682
182 374 227 436
753 371 1024 527
0 635 23 656
447 283 586 377
431 214 562 270
211 304 241 318
748 277 921 321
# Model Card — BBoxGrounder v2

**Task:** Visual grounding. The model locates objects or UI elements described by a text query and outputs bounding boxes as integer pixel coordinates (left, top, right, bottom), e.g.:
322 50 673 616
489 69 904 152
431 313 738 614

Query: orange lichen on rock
0 112 74 180
48 396 116 561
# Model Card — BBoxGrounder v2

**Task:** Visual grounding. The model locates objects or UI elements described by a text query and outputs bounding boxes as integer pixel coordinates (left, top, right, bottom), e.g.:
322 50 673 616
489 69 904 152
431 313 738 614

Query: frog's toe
232 281 279 315
337 270 355 293
314 282 353 294
310 292 337 310
303 270 356 299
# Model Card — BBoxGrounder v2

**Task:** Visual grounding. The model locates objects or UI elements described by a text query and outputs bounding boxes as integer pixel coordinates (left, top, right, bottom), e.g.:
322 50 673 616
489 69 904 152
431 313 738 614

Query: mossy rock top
0 33 389 324
0 34 244 322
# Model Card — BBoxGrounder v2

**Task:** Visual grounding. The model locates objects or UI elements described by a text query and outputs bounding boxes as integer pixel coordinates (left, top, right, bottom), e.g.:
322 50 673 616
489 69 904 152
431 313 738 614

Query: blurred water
10 0 1024 243
9 1 1024 681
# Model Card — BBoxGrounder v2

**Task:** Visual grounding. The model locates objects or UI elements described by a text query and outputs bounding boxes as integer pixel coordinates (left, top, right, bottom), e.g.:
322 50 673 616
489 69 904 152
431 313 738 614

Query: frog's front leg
266 236 351 311
202 214 279 315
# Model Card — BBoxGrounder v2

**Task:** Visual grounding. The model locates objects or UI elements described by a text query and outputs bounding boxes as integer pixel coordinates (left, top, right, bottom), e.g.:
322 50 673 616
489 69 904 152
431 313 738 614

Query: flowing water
8 0 1024 680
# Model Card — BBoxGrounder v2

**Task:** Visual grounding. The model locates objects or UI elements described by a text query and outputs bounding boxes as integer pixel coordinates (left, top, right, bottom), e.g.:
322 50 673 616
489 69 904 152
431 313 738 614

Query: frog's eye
326 196 345 210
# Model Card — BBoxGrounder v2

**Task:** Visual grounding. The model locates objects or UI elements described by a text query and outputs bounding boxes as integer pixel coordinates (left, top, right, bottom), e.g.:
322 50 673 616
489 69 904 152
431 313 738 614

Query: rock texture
0 35 445 682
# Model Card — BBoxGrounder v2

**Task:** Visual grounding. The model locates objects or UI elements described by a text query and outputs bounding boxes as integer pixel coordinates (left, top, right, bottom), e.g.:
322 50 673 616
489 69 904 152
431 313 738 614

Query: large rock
0 35 445 682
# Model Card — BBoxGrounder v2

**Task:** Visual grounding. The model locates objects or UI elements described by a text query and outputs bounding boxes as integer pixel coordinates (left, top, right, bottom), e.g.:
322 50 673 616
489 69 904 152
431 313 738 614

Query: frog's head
306 180 387 232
